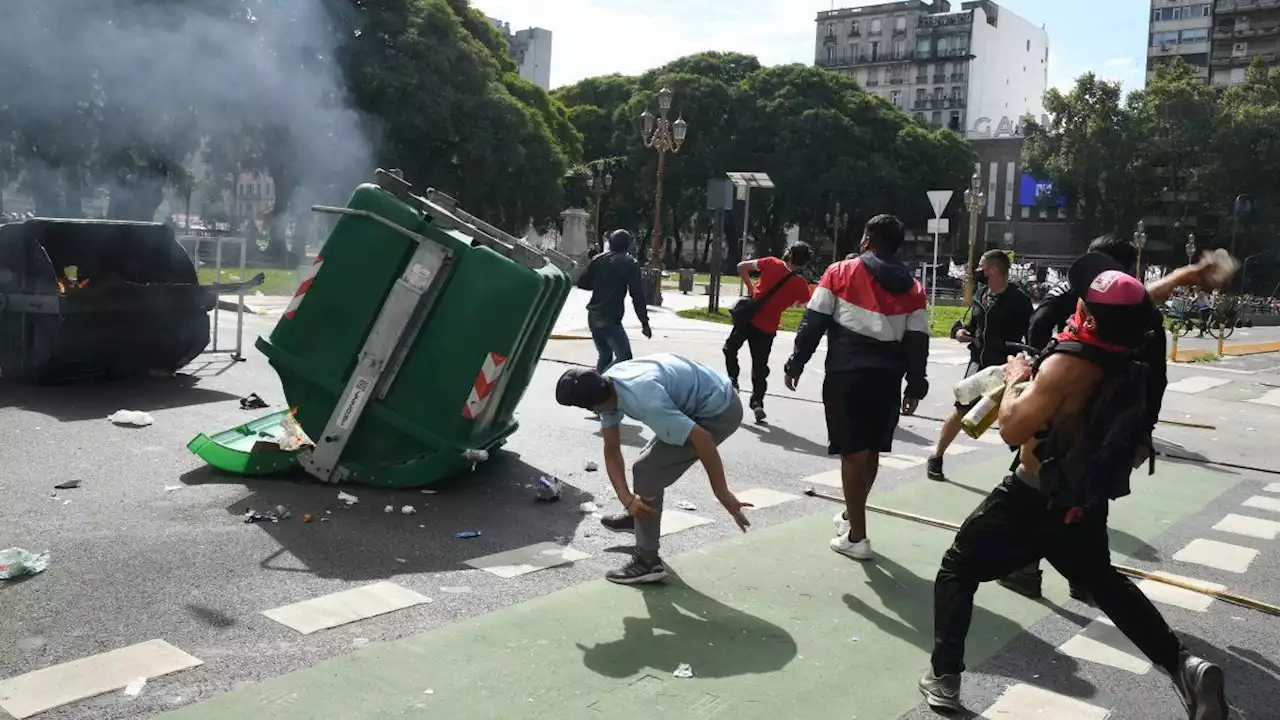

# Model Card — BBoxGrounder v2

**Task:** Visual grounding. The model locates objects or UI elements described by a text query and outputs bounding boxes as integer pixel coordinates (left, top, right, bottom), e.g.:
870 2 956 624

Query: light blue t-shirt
600 354 734 446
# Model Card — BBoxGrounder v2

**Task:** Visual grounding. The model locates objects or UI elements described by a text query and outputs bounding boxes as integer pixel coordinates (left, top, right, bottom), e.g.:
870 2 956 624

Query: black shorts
823 369 902 456
955 361 984 412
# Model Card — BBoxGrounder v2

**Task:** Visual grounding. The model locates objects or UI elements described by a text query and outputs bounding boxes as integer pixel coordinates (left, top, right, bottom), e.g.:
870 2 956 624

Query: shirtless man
919 254 1229 719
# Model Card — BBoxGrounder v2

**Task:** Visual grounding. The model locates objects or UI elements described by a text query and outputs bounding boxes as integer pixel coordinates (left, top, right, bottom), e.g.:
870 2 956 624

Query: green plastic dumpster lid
187 410 306 476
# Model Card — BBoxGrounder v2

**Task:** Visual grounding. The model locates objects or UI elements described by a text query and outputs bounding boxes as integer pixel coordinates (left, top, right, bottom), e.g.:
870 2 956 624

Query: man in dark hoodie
576 229 653 373
784 214 929 561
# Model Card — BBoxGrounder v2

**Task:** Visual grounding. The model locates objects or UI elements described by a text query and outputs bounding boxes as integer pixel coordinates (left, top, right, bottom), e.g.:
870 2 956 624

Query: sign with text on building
927 218 950 234
968 114 1053 140
917 10 973 29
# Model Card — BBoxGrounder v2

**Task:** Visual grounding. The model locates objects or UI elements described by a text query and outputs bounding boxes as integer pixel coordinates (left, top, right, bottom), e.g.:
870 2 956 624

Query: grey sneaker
753 405 767 424
918 670 962 712
927 456 946 482
1172 652 1227 720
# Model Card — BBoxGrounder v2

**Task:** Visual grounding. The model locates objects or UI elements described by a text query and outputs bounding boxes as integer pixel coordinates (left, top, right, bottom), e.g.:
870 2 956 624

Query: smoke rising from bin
0 0 373 223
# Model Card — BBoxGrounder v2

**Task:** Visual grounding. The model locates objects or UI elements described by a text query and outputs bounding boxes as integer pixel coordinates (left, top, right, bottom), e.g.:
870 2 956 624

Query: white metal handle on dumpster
298 206 455 484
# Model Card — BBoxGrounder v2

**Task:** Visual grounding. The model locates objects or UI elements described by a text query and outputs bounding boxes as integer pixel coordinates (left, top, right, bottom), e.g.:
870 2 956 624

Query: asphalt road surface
2 295 1278 720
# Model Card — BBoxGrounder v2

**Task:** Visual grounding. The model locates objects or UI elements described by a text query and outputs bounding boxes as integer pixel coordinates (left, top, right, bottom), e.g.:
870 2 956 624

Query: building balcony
916 74 929 82
824 32 837 46
889 78 905 84
1211 49 1278 65
914 99 930 109
893 28 908 36
950 73 966 82
932 74 946 82
1217 0 1280 13
867 78 880 86
816 50 914 67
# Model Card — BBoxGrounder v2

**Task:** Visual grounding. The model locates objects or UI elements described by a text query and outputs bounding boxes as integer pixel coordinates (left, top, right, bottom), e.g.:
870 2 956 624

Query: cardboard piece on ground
0 640 202 720
261 581 431 635
464 542 590 579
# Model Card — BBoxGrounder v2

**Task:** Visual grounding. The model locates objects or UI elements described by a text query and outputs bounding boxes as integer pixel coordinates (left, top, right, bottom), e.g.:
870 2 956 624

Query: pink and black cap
1067 252 1155 347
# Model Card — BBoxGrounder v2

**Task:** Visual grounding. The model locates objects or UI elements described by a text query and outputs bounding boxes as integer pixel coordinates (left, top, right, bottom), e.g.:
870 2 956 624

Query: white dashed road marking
1137 572 1226 612
1212 513 1280 540
983 682 1111 719
1265 483 1280 495
1247 388 1280 407
736 488 802 509
660 509 715 535
1165 376 1232 394
261 581 431 635
1057 616 1152 674
464 542 591 579
1173 538 1260 573
0 640 202 719
1243 495 1280 514
879 453 929 470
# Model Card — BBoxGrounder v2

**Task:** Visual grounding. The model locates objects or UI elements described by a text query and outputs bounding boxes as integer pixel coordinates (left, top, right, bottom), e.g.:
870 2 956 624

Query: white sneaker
833 510 851 537
831 534 873 561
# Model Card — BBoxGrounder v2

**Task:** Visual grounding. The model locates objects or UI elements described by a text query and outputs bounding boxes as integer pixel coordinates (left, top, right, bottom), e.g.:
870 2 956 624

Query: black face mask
975 271 989 285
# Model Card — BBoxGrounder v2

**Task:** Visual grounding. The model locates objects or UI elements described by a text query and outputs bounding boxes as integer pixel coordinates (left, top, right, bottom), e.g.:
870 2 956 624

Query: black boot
997 568 1043 599
927 456 946 482
1172 651 1227 720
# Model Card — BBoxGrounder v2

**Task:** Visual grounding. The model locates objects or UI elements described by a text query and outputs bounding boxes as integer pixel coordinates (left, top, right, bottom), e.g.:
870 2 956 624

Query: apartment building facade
486 17 553 90
1211 0 1280 85
1147 1 1214 82
814 0 1048 141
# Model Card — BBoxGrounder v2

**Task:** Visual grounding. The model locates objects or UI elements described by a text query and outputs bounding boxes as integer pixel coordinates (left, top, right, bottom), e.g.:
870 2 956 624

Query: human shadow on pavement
179 449 599 581
4 374 240 422
1153 439 1238 476
1108 527 1162 563
842 555 1096 705
577 570 798 680
594 422 647 449
740 421 829 456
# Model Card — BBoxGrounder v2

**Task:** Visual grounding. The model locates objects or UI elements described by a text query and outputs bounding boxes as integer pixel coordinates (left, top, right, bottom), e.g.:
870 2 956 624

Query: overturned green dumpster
188 170 574 488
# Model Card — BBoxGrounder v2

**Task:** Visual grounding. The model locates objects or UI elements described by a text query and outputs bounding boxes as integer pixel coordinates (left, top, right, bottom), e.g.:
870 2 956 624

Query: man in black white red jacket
784 214 929 561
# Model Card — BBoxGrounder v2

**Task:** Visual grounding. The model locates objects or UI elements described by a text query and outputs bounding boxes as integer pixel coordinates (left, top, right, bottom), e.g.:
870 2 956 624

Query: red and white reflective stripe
284 257 324 320
462 351 509 420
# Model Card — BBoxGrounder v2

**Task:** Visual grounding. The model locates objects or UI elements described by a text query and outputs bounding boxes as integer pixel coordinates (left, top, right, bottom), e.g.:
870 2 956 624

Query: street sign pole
926 190 954 330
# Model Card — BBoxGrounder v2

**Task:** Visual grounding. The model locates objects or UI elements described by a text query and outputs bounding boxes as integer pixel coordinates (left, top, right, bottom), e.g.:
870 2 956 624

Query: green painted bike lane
165 457 1236 720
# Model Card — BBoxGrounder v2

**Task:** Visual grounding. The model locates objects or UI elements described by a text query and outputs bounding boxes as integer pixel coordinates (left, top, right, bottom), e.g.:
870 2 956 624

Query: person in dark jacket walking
576 229 652 373
927 249 1033 482
784 214 929 562
999 234 1172 601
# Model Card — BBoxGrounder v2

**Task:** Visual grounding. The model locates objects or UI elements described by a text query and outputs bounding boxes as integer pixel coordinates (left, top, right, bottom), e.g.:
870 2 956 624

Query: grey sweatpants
633 394 744 559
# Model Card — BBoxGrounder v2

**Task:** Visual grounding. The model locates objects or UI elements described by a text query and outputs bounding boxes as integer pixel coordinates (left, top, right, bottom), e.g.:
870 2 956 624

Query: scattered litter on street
0 548 51 580
583 460 599 472
62 499 71 506
278 411 312 451
534 476 562 501
401 505 417 515
384 505 394 513
424 689 435 695
239 393 269 410
275 505 291 519
455 531 482 539
673 663 694 679
321 518 330 522
122 677 147 697
243 506 289 524
164 485 183 492
338 492 359 506
849 635 860 642
325 510 333 514
420 489 438 495
579 501 600 514
109 410 155 427
302 514 314 523
462 449 489 470
675 500 697 511
395 558 407 563
53 480 81 490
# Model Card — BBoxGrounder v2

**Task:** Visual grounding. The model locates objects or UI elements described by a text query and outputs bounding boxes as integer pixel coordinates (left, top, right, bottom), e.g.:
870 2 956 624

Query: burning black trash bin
0 218 260 383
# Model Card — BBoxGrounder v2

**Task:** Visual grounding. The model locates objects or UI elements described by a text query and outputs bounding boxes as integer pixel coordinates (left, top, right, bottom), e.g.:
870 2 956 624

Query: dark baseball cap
555 367 611 409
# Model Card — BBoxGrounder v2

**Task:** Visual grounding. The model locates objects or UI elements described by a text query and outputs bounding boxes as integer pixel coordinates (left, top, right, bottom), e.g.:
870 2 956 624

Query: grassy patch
1187 352 1222 363
677 303 966 338
198 267 298 295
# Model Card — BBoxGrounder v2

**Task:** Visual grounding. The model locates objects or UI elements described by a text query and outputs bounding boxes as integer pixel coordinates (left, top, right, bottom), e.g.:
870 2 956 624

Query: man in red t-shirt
724 242 813 423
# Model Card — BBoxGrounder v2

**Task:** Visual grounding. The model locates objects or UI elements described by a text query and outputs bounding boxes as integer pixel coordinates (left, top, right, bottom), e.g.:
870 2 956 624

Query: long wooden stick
803 487 1280 618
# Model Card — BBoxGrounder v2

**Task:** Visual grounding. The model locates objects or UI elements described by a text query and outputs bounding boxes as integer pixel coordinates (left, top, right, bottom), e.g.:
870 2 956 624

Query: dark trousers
932 477 1183 677
590 322 633 373
723 322 775 408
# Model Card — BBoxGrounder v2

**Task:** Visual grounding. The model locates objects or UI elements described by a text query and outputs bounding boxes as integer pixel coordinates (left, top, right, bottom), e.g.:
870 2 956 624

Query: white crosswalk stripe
1057 616 1152 674
983 683 1110 719
1248 388 1280 408
1166 376 1231 394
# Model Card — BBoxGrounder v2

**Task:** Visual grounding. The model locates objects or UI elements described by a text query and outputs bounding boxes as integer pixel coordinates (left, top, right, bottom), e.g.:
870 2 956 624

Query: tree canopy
1024 57 1280 265
553 51 976 267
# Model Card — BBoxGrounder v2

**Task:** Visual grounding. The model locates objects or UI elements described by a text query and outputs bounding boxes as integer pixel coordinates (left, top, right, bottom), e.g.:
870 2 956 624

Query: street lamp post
639 86 688 307
826 202 849 265
586 166 613 254
962 173 985 307
1133 220 1147 280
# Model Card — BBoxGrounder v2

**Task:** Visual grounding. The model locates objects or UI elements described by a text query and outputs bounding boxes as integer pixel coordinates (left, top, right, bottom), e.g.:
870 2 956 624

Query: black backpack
1031 339 1155 514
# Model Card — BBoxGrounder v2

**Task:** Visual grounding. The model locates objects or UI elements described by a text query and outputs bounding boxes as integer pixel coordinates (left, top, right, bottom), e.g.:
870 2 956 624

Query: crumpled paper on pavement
0 548 51 580
108 410 154 427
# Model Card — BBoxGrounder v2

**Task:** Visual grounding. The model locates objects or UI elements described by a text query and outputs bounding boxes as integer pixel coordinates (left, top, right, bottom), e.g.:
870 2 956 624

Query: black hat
555 367 611 409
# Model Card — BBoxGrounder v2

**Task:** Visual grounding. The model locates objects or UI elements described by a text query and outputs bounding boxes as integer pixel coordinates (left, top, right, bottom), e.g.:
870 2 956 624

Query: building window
1180 28 1208 44
893 38 905 58
1026 39 1030 51
1151 31 1179 47
915 112 926 124
870 40 880 60
915 88 927 104
826 47 835 63
871 18 883 34
949 112 961 131
890 89 902 108
850 21 860 35
826 22 834 35
1231 67 1246 83
850 42 859 57
917 38 931 57
955 36 968 54
938 37 952 55
890 64 904 81
951 85 963 99
1232 41 1248 57
895 16 907 32
931 111 942 127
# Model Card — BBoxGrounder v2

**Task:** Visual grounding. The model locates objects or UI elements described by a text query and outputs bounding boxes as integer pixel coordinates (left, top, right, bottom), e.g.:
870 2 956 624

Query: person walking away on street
927 249 1032 482
1003 234 1170 601
920 254 1229 719
783 214 929 561
554 354 752 585
575 229 652 374
724 242 813 424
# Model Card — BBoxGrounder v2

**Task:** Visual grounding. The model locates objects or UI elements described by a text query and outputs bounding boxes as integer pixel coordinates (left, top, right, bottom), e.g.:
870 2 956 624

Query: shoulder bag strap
755 269 800 305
